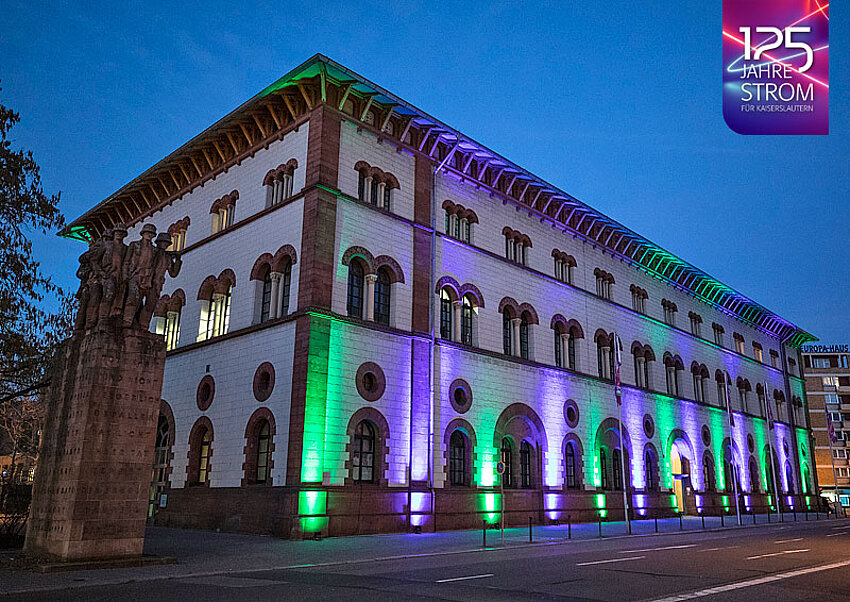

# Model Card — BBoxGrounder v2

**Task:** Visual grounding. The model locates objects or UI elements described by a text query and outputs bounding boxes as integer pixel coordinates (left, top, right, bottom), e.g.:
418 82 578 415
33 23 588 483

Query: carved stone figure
121 223 158 328
72 222 182 332
100 225 128 321
137 232 183 329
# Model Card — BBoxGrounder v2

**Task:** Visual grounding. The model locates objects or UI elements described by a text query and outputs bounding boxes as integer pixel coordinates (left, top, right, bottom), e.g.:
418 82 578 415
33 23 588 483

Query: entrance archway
667 430 696 514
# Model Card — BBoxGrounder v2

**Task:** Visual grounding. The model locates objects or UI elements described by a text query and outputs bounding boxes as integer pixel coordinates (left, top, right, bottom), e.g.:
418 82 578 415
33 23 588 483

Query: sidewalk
1 511 843 596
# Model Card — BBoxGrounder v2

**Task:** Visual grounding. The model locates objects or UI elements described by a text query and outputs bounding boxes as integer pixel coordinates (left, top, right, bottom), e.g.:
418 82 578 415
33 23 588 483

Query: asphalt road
7 520 850 601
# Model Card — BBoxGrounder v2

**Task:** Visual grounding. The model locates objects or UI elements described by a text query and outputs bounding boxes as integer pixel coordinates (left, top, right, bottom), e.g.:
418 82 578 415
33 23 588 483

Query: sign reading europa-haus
722 0 829 135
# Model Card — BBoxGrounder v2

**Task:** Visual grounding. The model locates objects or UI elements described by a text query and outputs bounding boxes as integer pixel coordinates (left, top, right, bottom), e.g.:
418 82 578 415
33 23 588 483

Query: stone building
62 55 817 537
801 344 850 509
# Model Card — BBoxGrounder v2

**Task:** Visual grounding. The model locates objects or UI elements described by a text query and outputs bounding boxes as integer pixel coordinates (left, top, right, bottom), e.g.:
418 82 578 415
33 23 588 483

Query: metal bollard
752 511 756 525
655 517 658 533
568 514 572 540
767 511 771 523
529 517 533 543
816 510 819 521
483 520 487 548
805 510 808 521
721 512 725 527
679 514 683 530
701 514 705 530
780 511 784 523
599 517 603 538
793 509 797 522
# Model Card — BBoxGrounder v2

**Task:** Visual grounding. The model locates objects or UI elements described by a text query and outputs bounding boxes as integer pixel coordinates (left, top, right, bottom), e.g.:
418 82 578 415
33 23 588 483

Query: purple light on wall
786 495 795 510
545 493 562 521
635 493 648 516
410 491 430 527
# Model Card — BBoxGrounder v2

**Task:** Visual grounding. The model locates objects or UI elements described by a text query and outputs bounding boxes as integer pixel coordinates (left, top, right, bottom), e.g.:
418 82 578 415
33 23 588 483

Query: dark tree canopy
0 84 71 415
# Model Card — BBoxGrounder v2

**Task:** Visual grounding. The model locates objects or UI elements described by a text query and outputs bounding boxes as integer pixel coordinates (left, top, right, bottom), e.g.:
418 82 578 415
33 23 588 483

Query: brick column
409 154 434 491
287 104 341 538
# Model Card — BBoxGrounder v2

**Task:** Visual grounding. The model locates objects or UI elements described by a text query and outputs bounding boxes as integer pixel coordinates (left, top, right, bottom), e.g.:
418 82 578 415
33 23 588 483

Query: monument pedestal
25 324 165 561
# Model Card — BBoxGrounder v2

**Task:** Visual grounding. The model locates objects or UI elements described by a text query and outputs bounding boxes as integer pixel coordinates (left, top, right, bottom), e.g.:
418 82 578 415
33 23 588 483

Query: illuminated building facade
63 55 817 537
801 344 850 508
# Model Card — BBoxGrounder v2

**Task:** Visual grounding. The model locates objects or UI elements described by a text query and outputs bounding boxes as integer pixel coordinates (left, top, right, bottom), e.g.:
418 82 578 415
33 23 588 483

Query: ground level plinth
25 324 165 561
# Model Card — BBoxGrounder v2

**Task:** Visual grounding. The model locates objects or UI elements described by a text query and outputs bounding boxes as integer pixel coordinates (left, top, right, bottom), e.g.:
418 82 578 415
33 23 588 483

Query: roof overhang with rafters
62 53 816 347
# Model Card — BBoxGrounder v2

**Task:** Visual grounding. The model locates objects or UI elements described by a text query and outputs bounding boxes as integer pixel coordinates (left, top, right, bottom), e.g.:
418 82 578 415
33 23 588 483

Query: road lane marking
621 544 697 553
436 573 494 583
774 538 803 544
577 555 645 566
647 559 850 601
698 546 737 552
746 549 809 560
826 531 848 537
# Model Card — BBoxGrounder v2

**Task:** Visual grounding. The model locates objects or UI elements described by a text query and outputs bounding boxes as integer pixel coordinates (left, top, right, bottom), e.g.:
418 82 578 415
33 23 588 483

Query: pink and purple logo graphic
723 0 829 135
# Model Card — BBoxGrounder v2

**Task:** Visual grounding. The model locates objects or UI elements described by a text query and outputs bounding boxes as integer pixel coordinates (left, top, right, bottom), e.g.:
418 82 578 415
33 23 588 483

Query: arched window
631 343 654 389
703 453 715 492
749 457 761 493
756 385 766 417
150 412 172 516
664 354 683 397
440 288 453 339
198 428 212 485
255 420 271 484
716 372 728 408
154 290 185 351
596 332 613 380
645 447 658 491
374 268 391 325
352 421 375 482
520 441 533 488
723 457 735 493
692 363 709 402
461 295 474 346
449 430 467 486
347 260 365 319
519 314 530 360
280 261 292 317
765 454 775 494
260 273 272 323
612 448 623 491
501 438 514 488
503 310 514 356
554 323 565 368
565 442 579 489
600 447 610 490
199 285 232 341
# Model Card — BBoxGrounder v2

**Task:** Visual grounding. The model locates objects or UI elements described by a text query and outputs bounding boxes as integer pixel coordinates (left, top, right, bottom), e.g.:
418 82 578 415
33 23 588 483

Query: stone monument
25 224 181 561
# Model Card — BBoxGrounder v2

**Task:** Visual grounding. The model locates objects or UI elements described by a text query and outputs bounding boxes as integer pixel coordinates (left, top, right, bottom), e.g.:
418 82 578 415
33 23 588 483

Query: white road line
621 544 697 554
826 531 848 537
648 559 850 601
746 549 809 560
577 555 646 566
435 573 494 583
774 538 804 544
698 546 738 552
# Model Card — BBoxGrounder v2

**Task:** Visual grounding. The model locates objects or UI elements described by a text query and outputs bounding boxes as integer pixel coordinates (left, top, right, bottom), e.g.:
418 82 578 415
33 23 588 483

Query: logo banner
723 0 829 135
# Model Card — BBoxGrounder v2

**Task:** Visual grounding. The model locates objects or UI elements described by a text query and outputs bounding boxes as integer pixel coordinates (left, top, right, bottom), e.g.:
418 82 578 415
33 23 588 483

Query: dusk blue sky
3 1 846 342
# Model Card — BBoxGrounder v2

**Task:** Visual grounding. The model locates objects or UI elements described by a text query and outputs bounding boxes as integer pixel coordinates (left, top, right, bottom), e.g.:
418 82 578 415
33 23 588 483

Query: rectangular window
824 376 840 388
734 337 745 354
690 316 701 337
825 394 840 406
812 357 830 369
770 352 779 368
714 329 724 347
754 346 763 362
